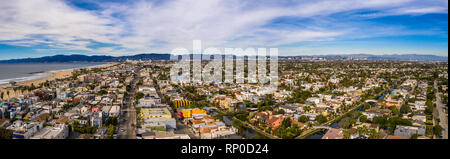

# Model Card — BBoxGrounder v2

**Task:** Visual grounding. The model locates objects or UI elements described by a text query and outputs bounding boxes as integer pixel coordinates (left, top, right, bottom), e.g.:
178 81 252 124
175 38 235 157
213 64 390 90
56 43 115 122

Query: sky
0 0 448 60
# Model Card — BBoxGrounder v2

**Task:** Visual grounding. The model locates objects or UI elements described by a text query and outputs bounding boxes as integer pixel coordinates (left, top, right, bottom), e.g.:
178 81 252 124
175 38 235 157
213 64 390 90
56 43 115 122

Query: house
138 97 159 107
306 97 322 105
219 97 235 110
101 106 112 116
6 120 44 139
235 92 256 102
108 106 120 117
90 112 103 128
295 113 316 121
412 114 426 123
229 101 246 112
30 124 69 139
142 117 176 130
322 128 344 139
279 105 298 114
0 119 10 128
385 100 402 109
409 101 426 111
200 123 238 139
362 108 391 121
251 111 272 124
141 108 172 119
266 115 293 129
393 125 426 138
179 108 207 119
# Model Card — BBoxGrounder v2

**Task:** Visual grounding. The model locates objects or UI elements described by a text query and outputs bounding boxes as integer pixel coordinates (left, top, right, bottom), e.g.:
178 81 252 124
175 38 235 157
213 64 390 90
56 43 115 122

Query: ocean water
0 63 109 86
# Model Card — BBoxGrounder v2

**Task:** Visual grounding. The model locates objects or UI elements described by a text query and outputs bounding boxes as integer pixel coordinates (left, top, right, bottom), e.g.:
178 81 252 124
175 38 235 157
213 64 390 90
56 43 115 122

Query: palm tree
356 127 363 137
343 129 351 139
368 129 380 139
362 125 369 136
303 106 311 113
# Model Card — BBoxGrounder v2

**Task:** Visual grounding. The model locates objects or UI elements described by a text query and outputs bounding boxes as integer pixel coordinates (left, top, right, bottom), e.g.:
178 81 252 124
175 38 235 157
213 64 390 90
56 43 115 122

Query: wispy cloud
0 0 447 56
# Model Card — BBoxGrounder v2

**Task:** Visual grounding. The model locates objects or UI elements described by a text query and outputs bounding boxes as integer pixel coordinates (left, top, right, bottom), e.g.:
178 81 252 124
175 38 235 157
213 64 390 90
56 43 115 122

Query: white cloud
0 0 121 49
0 0 447 56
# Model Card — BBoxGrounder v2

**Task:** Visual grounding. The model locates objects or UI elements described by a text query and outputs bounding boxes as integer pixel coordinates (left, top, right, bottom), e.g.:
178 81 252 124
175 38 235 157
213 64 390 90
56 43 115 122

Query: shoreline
0 63 116 100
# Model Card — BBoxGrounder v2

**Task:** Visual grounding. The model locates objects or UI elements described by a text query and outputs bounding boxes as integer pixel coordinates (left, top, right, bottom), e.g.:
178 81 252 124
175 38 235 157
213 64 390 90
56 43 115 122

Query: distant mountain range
283 54 448 62
0 53 447 63
0 54 171 63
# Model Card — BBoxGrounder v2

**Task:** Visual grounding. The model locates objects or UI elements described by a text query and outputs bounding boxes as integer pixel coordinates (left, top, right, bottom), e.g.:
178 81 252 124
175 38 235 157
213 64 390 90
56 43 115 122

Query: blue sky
0 0 448 60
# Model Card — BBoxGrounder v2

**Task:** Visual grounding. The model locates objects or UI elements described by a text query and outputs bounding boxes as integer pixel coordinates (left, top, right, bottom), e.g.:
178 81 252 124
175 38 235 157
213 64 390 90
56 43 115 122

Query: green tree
368 129 380 139
400 104 411 114
303 106 311 113
425 106 433 115
236 113 249 122
359 115 368 123
298 115 309 123
105 117 118 126
389 106 399 116
3 111 9 119
433 125 443 137
373 116 388 128
97 89 108 96
410 134 419 139
316 114 327 124
0 128 13 139
339 119 351 129
135 92 145 100
107 125 115 139
280 118 292 128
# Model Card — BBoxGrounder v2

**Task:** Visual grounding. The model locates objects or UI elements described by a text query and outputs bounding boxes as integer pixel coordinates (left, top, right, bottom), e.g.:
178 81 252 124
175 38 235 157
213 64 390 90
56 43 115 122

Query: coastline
0 63 115 100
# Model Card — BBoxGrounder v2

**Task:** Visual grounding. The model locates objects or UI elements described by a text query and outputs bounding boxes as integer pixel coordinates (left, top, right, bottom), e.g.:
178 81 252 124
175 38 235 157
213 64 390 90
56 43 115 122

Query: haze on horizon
0 0 448 60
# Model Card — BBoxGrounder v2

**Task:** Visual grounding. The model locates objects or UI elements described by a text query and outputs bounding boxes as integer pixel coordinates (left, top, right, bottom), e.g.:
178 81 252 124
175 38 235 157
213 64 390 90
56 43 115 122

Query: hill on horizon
0 53 447 63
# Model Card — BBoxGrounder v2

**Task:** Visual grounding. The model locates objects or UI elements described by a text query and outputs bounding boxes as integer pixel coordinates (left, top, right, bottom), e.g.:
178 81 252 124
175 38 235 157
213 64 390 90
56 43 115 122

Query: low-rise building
362 108 391 121
6 120 43 139
140 108 172 119
322 128 344 139
393 125 426 138
30 124 69 139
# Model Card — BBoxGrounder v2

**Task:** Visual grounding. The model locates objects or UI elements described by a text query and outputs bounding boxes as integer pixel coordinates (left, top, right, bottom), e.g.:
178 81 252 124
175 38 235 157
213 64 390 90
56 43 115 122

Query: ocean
0 63 109 86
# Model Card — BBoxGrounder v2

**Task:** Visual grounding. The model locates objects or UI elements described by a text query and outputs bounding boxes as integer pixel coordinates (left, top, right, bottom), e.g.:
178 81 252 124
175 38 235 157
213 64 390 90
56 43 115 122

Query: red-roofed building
322 128 344 139
266 115 293 130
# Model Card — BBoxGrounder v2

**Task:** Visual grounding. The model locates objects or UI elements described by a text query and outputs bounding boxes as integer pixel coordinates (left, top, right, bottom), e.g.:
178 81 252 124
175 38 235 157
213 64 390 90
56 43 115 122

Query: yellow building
173 100 192 109
180 109 206 118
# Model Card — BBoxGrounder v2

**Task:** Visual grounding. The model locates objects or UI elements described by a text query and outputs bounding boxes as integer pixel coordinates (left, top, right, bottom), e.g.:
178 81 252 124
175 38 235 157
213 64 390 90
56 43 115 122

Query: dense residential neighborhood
0 59 448 139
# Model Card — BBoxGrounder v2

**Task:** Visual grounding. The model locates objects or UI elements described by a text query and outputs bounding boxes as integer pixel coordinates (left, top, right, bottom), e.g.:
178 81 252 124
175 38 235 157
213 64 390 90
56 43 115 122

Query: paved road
434 80 448 139
118 71 138 139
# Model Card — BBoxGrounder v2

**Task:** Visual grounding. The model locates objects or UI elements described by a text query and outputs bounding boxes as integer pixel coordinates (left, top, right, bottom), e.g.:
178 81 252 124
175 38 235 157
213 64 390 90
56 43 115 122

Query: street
434 80 448 139
118 71 138 139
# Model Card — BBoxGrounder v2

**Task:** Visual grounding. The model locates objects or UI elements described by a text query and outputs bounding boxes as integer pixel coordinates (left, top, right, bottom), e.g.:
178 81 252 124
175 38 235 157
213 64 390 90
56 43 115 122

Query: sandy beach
0 63 115 100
